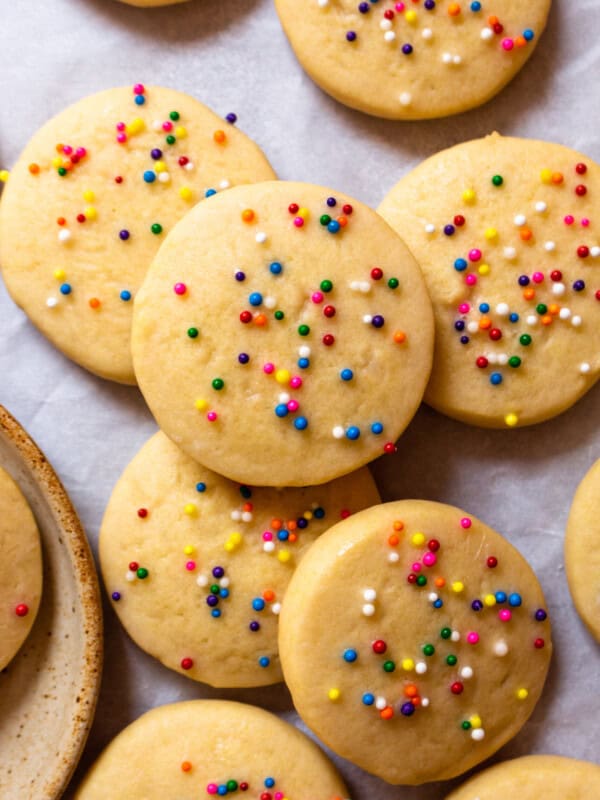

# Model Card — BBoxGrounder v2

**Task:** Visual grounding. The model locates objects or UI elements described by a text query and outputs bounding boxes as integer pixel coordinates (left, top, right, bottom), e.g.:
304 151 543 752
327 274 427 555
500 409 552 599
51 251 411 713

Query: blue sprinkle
470 0 481 10
340 368 354 381
523 28 534 40
298 357 310 369
433 599 443 608
219 588 229 599
327 220 341 234
362 692 375 706
218 785 227 796
252 598 266 612
509 593 522 607
134 94 145 105
60 283 72 295
249 292 263 306
270 261 283 275
120 290 132 301
343 648 358 663
294 416 308 430
205 188 217 198
490 372 503 385
275 404 288 418
264 778 275 789
196 482 206 493
454 258 468 271
211 608 221 618
277 529 289 541
479 303 490 313
258 656 270 668
143 170 156 183
313 507 325 519
371 422 383 435
346 426 360 440
509 312 519 323
495 591 507 604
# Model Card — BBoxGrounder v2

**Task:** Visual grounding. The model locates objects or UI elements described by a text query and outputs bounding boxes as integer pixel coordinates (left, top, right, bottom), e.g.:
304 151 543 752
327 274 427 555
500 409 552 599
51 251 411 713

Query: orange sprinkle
288 532 298 543
88 298 101 309
448 2 461 15
393 330 407 344
241 209 255 223
242 502 253 513
263 589 276 602
271 518 282 530
181 761 192 773
519 227 533 241
514 35 527 47
404 683 418 698
55 143 64 153
254 313 267 326
541 314 553 326
213 130 226 144
478 316 492 330
488 14 499 25
57 217 66 226
337 215 348 228
523 288 536 301
28 163 40 175
393 520 404 531
548 304 560 315
380 706 394 720
388 534 400 547
287 520 297 531
411 696 422 707
435 577 446 588
551 172 564 185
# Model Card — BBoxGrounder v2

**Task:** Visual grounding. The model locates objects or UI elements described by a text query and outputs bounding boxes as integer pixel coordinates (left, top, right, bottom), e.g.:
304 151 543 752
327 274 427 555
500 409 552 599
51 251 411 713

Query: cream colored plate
0 406 103 800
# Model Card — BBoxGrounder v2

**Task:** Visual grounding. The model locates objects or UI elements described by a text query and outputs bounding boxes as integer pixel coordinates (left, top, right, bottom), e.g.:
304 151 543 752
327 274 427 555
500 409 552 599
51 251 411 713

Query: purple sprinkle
326 197 337 207
424 0 435 8
238 353 250 364
297 517 308 529
249 621 260 632
460 335 470 344
346 30 357 41
225 112 237 124
535 608 548 621
400 702 415 716
402 44 414 55
206 594 219 607
119 229 130 241
235 271 246 282
212 566 225 578
358 1 370 11
472 599 483 611
444 224 455 236
573 280 585 291
371 315 385 328
150 148 162 160
111 591 121 601
454 320 465 331
518 275 530 286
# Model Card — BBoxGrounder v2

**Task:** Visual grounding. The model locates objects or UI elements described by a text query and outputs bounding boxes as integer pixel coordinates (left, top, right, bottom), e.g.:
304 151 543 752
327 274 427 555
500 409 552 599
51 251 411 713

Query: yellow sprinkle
0 169 9 183
303 511 313 521
224 541 235 553
154 160 167 173
84 205 97 220
469 715 482 729
229 532 242 545
184 503 197 516
505 413 519 427
516 688 529 700
179 186 193 201
401 658 415 671
540 168 552 184
128 117 145 135
175 126 187 139
183 545 195 555
275 369 291 384
51 156 62 168
484 593 496 607
297 207 310 220
484 227 498 240
328 688 341 701
405 9 417 22
411 532 425 547
478 263 490 276
53 268 66 280
462 188 476 203
451 581 464 593
277 550 291 563
195 398 208 411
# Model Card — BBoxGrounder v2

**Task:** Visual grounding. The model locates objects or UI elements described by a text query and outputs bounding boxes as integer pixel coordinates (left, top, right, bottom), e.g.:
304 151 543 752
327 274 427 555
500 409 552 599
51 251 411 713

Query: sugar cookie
565 458 600 642
445 754 600 799
275 0 551 120
0 85 275 384
100 431 380 687
379 134 600 428
75 700 350 799
132 180 434 486
0 466 43 671
279 500 552 785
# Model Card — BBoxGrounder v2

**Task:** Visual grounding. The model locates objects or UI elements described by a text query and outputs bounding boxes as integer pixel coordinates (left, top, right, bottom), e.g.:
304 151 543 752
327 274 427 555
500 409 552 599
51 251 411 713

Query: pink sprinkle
287 399 299 412
262 531 273 541
412 562 422 572
502 37 514 50
133 83 145 95
499 609 512 622
532 271 544 283
206 411 218 422
581 218 590 227
294 217 305 228
275 794 284 800
459 303 470 314
116 133 127 144
468 248 482 262
460 517 472 529
290 376 302 389
467 632 480 644
116 122 126 131
206 785 218 795
311 291 324 304
185 561 196 571
173 282 187 295
162 121 173 132
422 552 437 567
263 363 275 375
75 147 87 158
465 274 477 286
564 215 574 225
395 1 405 9
62 145 73 155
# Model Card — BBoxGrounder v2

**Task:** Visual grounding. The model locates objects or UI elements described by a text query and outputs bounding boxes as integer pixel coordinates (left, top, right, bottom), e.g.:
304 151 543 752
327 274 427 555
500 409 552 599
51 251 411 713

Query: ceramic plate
0 405 103 800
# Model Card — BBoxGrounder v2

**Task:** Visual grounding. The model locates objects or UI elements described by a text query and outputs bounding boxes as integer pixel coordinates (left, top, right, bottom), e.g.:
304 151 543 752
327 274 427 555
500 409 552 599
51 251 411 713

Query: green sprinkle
440 627 452 639
298 324 310 336
320 280 333 293
508 356 521 368
422 644 435 657
210 584 219 594
446 654 458 666
212 378 224 391
151 223 163 235
519 334 532 346
387 277 399 289
136 567 149 579
461 720 471 730
536 303 548 315
416 574 427 587
320 214 332 226
169 111 180 121
226 781 238 792
166 134 176 145
58 167 67 176
492 174 504 186
274 310 284 320
187 327 199 339
383 660 396 673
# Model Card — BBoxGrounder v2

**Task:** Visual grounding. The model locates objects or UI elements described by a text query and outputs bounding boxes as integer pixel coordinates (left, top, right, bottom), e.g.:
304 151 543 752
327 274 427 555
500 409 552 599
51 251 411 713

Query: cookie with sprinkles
445 755 600 799
100 430 380 687
565 458 600 642
75 699 350 799
0 466 42 671
379 133 600 428
274 0 551 120
132 180 434 486
0 85 275 384
278 499 552 785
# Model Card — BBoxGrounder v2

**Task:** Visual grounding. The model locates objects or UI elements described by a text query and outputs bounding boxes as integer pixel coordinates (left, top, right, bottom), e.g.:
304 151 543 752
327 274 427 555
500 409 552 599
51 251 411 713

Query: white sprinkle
514 214 527 226
362 603 375 616
359 281 371 293
422 27 433 40
219 577 230 588
375 697 387 710
552 282 565 296
298 345 311 357
388 551 400 563
158 172 171 183
363 588 377 602
332 425 345 439
559 308 571 320
399 91 412 106
460 666 474 679
591 246 600 257
425 223 436 234
152 120 162 130
219 179 230 189
535 201 547 213
527 315 538 326
184 162 194 172
125 570 136 582
471 728 485 741
428 592 438 602
241 511 252 522
263 541 275 553
493 640 508 656
264 296 276 309
572 315 582 327
496 302 510 316
46 297 58 308
421 697 430 707
453 55 462 65
196 574 208 587
363 314 373 324
442 52 452 64
481 27 493 40
279 393 290 404
503 246 516 260
271 602 281 615
255 232 267 244
415 661 427 675
317 0 328 6
544 241 556 252
580 362 591 374
498 353 509 366
487 352 498 365
380 18 392 30
231 510 241 521
451 630 461 642
467 321 479 334
58 229 72 243
383 31 396 42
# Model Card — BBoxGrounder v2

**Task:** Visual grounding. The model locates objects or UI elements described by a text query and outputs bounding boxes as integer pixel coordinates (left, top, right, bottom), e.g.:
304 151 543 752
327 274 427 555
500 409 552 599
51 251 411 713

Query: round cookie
0 85 275 384
132 180 434 487
75 700 350 799
100 430 380 687
444 755 600 799
274 0 551 120
0 466 43 671
379 134 600 428
565 458 600 642
278 500 552 785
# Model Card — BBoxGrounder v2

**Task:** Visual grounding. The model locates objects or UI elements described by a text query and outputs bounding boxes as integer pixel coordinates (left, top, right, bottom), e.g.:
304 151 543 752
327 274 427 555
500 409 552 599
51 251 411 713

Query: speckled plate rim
0 404 103 799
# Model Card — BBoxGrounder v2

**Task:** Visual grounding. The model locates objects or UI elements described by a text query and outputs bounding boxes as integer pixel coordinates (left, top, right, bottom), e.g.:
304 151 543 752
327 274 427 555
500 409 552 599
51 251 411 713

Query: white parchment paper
0 0 599 797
